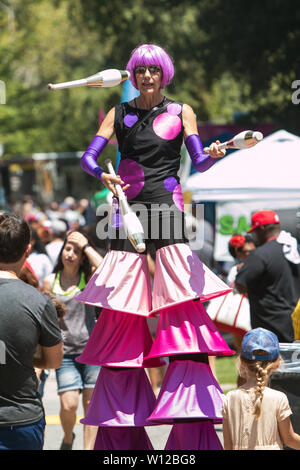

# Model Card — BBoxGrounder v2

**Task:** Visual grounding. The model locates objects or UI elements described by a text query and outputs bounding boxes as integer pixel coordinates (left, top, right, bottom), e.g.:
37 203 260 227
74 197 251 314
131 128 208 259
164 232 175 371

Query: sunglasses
134 65 162 75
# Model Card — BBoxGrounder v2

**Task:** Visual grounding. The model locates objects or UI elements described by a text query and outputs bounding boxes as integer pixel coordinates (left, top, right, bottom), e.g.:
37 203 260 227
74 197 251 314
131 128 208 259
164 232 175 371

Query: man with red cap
235 210 299 343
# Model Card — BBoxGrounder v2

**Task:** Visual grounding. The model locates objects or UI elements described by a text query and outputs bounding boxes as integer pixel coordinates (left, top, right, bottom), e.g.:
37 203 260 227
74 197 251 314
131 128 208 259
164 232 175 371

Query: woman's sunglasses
134 65 162 75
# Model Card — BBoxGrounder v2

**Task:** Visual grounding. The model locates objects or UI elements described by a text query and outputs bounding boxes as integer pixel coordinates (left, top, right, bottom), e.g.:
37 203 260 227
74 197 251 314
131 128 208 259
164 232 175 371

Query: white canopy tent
183 130 300 201
183 130 300 261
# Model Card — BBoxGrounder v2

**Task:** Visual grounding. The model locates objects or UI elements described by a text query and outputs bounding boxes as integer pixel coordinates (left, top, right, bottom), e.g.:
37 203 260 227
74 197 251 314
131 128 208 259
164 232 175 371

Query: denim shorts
0 416 45 450
56 355 100 394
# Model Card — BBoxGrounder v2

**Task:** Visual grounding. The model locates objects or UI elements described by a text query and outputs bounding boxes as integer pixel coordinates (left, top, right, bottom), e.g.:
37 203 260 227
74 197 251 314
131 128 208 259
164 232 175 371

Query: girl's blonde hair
237 350 281 419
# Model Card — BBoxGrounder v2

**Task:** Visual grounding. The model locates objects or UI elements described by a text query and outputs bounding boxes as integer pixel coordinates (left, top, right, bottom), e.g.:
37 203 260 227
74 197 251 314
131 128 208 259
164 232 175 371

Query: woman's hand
66 231 89 250
101 173 130 197
208 140 226 159
67 231 103 269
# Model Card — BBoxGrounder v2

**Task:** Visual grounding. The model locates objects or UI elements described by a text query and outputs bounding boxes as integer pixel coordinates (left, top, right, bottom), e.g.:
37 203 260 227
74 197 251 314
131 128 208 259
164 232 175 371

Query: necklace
134 96 166 112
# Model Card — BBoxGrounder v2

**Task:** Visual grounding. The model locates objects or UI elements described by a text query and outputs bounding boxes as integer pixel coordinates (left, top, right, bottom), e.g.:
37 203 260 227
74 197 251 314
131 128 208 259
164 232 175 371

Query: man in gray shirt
0 213 63 450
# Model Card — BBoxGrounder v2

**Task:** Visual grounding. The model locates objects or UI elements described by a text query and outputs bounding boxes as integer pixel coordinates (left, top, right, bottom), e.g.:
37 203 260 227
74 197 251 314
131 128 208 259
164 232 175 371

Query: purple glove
80 135 108 181
185 134 218 173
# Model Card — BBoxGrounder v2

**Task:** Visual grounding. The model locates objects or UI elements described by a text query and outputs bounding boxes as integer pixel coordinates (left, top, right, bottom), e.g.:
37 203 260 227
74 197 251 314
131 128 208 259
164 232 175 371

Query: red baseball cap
229 235 246 248
248 210 280 233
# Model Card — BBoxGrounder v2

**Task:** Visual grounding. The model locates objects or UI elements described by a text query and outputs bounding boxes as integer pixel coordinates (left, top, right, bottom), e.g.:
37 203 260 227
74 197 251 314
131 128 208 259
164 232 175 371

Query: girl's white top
222 386 292 450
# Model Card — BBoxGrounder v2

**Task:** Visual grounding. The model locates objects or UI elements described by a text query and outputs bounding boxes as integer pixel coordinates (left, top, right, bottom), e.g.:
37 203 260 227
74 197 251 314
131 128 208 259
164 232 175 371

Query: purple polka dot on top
167 103 182 116
164 177 184 212
164 176 178 192
117 159 145 200
124 113 138 127
152 113 181 140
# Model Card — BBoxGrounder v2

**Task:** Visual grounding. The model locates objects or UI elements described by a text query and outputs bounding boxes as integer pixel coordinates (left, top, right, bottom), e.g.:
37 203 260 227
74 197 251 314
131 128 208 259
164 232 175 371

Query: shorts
0 416 45 450
56 355 100 394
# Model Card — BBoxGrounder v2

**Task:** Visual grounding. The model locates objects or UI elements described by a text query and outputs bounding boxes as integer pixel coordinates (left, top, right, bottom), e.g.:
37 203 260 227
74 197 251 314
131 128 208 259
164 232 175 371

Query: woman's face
134 65 162 95
61 240 83 270
236 242 256 262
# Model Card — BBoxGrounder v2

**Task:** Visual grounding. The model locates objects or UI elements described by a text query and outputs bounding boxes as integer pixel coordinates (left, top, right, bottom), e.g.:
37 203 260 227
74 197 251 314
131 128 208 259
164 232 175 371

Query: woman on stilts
77 43 235 450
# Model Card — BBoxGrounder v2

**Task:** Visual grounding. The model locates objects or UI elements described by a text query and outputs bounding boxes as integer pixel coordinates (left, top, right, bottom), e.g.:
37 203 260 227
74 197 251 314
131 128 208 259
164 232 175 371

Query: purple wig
126 44 174 90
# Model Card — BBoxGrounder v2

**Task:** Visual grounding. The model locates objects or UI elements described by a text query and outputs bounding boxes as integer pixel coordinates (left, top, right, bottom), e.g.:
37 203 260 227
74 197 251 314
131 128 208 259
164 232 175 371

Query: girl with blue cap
222 327 300 450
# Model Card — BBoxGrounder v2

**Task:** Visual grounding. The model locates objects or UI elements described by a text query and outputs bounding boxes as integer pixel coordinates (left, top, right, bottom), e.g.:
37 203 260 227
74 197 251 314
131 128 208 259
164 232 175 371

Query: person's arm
33 342 63 369
235 281 248 296
43 275 54 292
67 231 103 271
278 416 300 449
235 252 264 295
222 418 233 450
182 103 226 173
34 296 63 369
80 107 129 197
221 395 233 450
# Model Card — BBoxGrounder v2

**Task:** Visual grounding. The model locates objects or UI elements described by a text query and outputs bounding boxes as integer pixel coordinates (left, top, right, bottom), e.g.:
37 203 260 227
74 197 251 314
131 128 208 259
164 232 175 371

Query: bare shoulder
96 107 116 140
43 273 55 291
182 103 198 138
182 103 195 116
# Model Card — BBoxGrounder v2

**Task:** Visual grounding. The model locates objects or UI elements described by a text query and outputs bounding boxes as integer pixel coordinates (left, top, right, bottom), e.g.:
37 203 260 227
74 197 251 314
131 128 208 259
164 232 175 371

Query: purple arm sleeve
185 134 218 173
80 135 108 181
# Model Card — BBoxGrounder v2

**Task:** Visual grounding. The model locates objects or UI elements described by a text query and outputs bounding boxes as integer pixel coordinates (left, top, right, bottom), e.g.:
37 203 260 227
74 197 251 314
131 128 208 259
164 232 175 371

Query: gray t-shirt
58 296 96 355
49 272 97 355
0 278 62 426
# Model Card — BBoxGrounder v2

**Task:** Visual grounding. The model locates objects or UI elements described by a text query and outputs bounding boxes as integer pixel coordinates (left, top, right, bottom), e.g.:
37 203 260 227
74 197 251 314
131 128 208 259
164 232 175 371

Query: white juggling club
105 159 146 254
48 69 130 91
203 130 263 154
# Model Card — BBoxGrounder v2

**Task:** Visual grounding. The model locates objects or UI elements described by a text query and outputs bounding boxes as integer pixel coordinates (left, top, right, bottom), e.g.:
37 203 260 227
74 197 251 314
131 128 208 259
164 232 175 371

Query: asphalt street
42 370 224 451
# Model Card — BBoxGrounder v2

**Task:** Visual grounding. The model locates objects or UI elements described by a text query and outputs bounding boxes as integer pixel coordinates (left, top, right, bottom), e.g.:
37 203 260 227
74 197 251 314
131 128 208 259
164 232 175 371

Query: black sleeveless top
114 97 184 208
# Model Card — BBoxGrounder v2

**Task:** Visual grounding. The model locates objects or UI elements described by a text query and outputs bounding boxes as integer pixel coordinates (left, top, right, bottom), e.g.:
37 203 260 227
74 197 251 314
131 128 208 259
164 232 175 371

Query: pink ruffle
151 244 231 314
76 250 152 316
147 360 224 425
81 367 157 427
145 300 235 359
76 309 165 368
94 427 154 450
165 422 223 450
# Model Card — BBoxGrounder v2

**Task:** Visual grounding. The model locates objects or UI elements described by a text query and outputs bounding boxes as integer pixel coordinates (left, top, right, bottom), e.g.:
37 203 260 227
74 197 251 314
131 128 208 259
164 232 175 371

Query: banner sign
215 199 300 261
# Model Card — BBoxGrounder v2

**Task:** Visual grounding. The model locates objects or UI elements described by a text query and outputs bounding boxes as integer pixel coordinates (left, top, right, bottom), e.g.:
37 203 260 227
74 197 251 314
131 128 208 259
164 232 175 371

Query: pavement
42 370 227 451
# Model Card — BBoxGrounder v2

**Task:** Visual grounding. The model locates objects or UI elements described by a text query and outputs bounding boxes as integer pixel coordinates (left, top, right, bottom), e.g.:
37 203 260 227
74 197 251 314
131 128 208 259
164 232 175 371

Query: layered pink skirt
76 243 234 450
76 244 231 316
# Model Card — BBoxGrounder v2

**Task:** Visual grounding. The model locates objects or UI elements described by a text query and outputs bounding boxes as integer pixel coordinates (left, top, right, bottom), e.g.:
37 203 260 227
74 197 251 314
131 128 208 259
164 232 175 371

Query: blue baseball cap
241 328 280 361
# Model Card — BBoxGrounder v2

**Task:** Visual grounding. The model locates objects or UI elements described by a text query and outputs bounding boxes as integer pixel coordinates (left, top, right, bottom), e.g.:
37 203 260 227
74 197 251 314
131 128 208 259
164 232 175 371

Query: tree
195 0 300 132
0 0 116 156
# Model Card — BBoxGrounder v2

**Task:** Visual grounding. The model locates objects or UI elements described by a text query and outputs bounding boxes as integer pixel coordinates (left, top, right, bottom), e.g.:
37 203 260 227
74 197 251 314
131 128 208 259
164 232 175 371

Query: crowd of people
1 195 300 451
0 196 107 450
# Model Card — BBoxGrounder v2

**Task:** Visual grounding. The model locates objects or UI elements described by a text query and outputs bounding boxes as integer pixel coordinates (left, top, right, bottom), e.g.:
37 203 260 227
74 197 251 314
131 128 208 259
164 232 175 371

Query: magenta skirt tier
151 244 231 315
81 367 157 427
145 299 235 359
94 426 154 450
76 250 152 316
147 360 224 425
76 308 166 368
164 422 223 450
75 245 231 317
